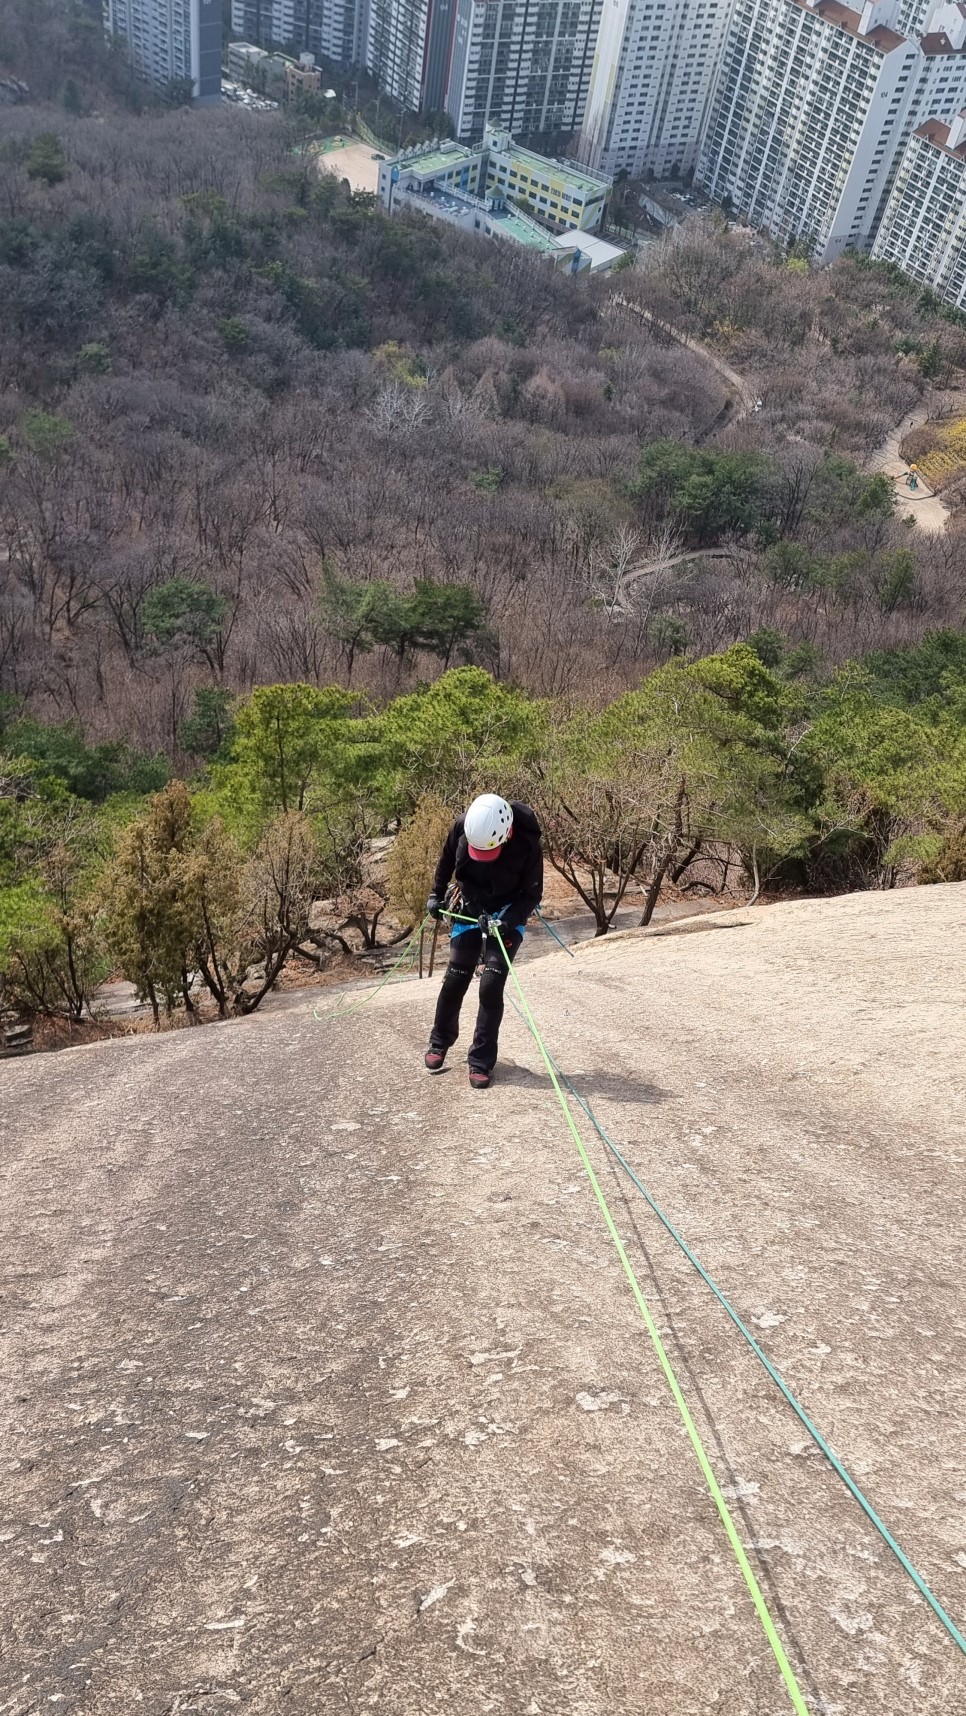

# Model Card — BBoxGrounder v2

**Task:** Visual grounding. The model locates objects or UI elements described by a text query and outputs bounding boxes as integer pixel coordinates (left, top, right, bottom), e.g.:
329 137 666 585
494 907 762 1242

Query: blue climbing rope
535 907 576 957
502 984 966 1659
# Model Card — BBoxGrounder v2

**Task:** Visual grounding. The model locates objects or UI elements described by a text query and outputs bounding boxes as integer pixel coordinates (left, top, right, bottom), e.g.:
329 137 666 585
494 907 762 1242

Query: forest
6 633 966 1032
4 79 966 748
4 2 966 1031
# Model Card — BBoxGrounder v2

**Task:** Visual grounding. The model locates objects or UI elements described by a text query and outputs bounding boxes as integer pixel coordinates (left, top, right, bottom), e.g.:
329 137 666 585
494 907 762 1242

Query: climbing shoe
424 1047 446 1072
468 1068 491 1090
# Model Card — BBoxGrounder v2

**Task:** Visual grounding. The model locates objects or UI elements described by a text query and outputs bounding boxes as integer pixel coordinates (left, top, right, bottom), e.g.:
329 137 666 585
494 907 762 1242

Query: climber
423 794 543 1089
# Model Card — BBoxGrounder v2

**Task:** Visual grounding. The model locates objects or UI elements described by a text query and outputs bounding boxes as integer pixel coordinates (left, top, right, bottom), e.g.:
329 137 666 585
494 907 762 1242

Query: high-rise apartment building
577 0 734 180
446 0 602 143
362 0 438 109
104 0 222 100
229 0 363 68
696 0 966 263
872 111 966 307
893 0 941 33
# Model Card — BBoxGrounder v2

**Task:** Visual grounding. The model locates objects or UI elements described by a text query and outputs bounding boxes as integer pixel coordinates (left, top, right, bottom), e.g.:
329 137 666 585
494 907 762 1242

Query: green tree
311 796 394 951
319 573 490 676
0 824 106 1021
0 775 111 1022
0 716 168 802
596 645 810 905
99 781 200 1025
21 410 74 461
218 316 250 352
142 580 230 671
76 341 112 374
180 688 236 760
229 812 320 1010
62 79 84 116
404 580 490 668
127 226 194 306
227 682 357 818
25 132 68 187
530 721 686 936
164 76 195 108
387 793 453 929
186 811 320 1015
375 668 545 814
318 571 399 681
800 673 953 889
861 630 966 709
631 440 772 544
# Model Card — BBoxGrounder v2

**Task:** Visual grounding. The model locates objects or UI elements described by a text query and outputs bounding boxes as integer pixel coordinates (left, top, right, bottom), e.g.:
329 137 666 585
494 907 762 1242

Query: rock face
2 885 965 1714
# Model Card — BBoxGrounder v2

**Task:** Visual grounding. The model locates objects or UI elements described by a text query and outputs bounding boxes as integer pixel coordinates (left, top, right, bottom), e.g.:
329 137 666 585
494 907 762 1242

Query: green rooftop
496 210 558 250
502 144 609 200
398 145 476 177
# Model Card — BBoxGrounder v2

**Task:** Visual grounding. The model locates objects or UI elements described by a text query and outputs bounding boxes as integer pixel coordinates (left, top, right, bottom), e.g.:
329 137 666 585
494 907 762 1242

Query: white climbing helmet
464 793 513 861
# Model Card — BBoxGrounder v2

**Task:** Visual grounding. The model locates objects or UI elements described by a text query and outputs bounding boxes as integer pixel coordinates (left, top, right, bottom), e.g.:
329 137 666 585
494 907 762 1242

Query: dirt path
2 885 965 1713
612 294 758 418
616 292 956 542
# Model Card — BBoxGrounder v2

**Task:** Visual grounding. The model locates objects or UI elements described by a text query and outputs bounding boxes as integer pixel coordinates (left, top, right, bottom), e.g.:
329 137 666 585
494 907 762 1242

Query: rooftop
552 231 626 267
495 141 610 200
395 143 476 177
789 0 905 52
492 207 559 250
921 27 966 52
914 116 966 156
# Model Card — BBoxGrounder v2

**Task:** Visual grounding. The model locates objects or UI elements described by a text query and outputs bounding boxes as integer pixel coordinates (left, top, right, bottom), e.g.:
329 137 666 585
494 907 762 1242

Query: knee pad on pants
478 967 507 1010
442 962 473 995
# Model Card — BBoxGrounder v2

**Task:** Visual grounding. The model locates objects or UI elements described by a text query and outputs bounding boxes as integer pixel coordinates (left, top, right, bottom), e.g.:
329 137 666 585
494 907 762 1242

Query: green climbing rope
549 1051 966 1659
491 935 966 1663
312 916 428 1023
484 922 811 1716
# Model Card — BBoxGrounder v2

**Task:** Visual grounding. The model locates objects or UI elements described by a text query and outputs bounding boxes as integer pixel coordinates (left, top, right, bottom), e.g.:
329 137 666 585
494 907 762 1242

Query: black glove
477 911 490 935
426 895 441 921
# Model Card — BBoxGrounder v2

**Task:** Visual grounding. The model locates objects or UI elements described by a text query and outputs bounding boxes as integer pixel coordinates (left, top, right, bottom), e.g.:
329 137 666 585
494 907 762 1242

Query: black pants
430 924 524 1072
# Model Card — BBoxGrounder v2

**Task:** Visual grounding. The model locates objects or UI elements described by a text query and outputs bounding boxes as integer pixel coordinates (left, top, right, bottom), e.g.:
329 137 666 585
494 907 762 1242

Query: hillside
4 78 966 755
2 885 965 1713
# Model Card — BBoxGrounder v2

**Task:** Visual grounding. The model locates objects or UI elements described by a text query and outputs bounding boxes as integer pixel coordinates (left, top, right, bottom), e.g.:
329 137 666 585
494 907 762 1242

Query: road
2 886 966 1713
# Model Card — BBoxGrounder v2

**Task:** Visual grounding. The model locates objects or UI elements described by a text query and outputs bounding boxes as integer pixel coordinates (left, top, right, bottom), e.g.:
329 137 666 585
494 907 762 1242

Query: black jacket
432 801 543 926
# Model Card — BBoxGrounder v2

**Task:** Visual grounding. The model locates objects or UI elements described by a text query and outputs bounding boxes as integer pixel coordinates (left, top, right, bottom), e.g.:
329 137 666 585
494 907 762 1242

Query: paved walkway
867 405 949 535
612 294 758 419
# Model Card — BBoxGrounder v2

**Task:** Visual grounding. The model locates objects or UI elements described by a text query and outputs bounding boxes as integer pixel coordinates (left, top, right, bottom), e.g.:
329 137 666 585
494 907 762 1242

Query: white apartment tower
872 112 966 306
578 0 735 180
364 0 430 110
446 0 602 142
229 0 364 68
697 0 966 263
104 0 222 100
